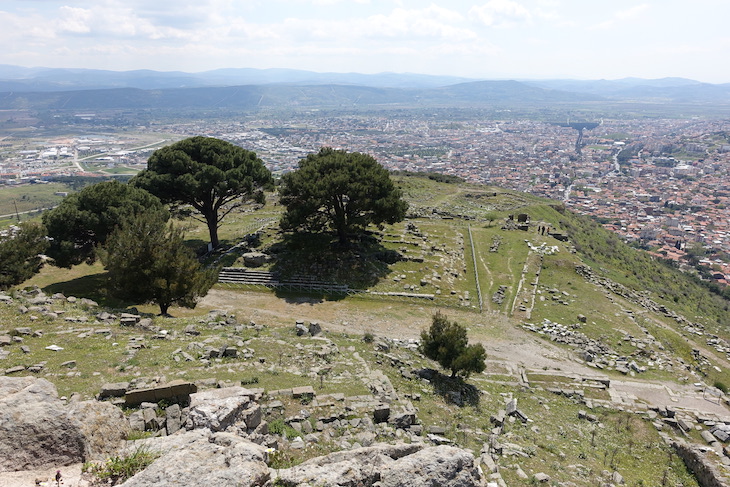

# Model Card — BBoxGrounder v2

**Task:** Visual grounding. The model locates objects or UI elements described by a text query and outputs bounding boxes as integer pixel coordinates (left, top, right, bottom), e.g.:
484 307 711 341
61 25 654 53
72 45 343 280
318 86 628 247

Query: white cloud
363 5 473 40
590 3 651 31
57 6 92 34
0 0 728 81
469 0 532 28
616 4 650 21
266 4 475 47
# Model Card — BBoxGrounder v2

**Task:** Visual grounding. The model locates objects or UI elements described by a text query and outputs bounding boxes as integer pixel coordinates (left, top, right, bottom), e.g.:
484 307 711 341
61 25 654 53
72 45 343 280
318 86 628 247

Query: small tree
0 223 48 290
99 212 217 315
279 147 408 244
419 312 486 378
484 211 499 227
43 180 167 268
132 136 273 249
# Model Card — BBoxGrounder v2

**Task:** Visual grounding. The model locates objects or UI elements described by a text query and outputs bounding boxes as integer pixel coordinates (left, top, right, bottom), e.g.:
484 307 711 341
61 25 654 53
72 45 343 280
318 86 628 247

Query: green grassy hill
4 174 730 485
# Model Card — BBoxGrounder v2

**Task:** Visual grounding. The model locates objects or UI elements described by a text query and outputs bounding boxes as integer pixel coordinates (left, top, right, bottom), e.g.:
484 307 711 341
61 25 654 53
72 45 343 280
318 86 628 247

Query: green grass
100 166 139 175
22 261 133 309
0 277 709 486
496 399 698 486
83 446 160 485
11 174 730 392
2 174 729 485
0 182 72 217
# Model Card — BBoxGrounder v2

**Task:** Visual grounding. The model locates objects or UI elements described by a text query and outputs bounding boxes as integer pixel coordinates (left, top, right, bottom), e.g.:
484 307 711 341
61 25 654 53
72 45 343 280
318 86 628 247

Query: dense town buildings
2 113 729 283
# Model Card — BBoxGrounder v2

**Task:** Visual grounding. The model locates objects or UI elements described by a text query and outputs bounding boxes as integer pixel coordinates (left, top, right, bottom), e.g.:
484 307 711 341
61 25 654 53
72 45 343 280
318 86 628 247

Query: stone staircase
218 268 278 286
218 267 350 293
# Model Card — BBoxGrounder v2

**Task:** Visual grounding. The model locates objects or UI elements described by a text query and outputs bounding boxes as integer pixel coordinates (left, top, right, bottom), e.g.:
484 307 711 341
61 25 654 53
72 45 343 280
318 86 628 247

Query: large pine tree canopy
279 147 408 244
132 136 272 248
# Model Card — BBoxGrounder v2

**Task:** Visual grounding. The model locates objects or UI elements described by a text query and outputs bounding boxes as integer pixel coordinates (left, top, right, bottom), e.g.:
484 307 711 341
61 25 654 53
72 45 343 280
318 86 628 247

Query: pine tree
419 312 486 378
0 223 48 290
280 147 408 244
99 212 217 315
133 136 272 249
43 180 166 268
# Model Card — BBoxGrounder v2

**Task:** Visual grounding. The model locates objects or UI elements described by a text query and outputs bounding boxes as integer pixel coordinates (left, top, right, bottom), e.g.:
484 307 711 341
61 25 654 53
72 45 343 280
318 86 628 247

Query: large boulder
185 386 257 432
273 443 486 487
68 399 131 462
119 431 270 487
377 445 485 487
242 252 269 268
0 377 86 472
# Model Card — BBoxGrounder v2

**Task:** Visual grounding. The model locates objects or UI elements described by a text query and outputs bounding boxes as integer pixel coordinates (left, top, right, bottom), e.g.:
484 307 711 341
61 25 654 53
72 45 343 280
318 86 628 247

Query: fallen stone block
125 380 197 406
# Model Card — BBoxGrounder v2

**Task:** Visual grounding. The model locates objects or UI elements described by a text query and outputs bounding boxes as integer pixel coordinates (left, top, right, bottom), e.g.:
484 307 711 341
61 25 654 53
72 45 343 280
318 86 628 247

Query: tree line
0 137 408 314
1 136 485 378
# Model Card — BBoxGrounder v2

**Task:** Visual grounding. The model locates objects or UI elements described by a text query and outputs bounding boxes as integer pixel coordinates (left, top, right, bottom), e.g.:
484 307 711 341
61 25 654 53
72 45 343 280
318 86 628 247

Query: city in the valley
2 110 730 285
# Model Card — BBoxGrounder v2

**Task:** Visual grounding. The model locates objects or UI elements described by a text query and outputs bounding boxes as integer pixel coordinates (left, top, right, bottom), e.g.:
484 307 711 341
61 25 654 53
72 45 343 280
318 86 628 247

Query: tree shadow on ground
42 273 164 316
418 368 481 408
185 238 210 256
275 292 325 305
200 235 261 267
267 231 399 302
41 271 129 309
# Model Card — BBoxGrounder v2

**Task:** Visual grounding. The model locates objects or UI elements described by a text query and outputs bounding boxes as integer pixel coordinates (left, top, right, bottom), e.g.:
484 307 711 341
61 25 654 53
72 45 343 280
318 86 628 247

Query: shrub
419 312 486 378
268 418 301 439
269 450 297 470
82 446 159 485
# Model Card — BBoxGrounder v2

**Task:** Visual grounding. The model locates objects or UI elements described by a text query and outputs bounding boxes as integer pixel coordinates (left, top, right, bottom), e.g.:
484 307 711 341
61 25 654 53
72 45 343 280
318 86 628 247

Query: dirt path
476 248 495 313
201 288 599 372
0 463 85 487
200 288 730 417
504 255 515 311
510 251 542 320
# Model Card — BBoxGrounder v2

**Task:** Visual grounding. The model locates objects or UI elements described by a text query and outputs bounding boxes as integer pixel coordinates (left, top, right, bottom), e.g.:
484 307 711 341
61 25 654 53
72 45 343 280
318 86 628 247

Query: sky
1 0 729 83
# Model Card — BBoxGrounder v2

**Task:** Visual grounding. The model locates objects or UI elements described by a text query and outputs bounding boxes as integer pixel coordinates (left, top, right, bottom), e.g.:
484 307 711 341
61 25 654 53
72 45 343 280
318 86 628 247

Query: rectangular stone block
292 386 316 398
125 380 197 406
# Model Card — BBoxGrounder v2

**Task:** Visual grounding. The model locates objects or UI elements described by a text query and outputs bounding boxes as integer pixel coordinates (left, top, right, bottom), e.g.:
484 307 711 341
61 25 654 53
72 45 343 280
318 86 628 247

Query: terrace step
218 267 350 293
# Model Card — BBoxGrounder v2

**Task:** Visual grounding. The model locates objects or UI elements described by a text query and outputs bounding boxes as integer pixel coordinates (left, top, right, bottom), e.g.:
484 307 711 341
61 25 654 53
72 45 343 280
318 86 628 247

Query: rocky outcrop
119 431 270 487
273 443 486 487
185 386 260 432
119 428 484 487
376 445 484 487
243 252 270 268
0 377 86 472
0 377 130 472
68 399 131 462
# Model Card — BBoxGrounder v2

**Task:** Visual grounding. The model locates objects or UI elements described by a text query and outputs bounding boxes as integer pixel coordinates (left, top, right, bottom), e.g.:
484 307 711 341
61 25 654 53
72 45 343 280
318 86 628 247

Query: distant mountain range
0 65 729 110
521 78 730 104
0 65 475 91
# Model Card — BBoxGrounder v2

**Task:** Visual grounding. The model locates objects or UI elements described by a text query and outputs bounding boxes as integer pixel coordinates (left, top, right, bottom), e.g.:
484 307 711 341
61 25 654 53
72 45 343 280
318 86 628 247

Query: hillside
0 65 476 92
3 65 730 107
3 66 730 114
0 81 600 112
2 175 730 486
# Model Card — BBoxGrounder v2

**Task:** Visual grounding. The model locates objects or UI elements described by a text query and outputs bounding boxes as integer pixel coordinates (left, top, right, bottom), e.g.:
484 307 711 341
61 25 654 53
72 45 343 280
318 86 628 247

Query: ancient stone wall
672 441 727 487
